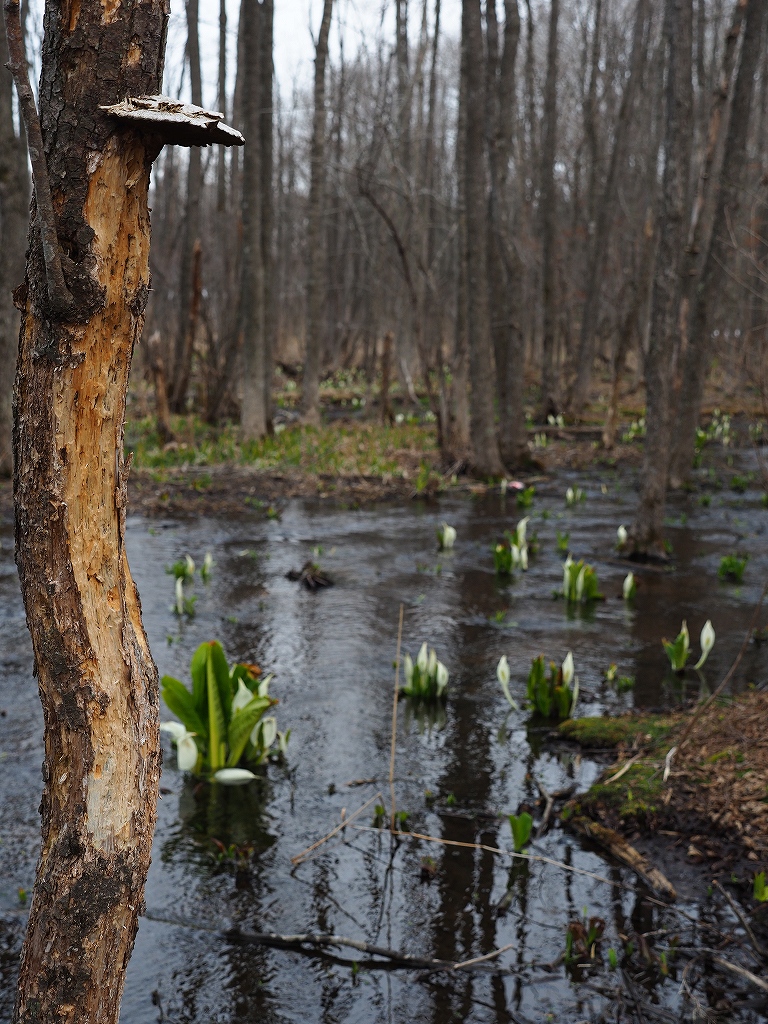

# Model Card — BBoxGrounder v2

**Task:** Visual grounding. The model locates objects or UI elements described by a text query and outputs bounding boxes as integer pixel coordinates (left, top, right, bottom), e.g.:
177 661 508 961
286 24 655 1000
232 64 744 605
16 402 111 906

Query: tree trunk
170 0 203 412
260 0 275 429
301 0 333 425
0 9 28 478
539 0 560 420
487 0 527 469
450 8 471 463
240 0 267 439
668 0 764 486
632 0 693 556
570 0 650 415
10 0 170 1019
216 0 227 214
463 0 503 476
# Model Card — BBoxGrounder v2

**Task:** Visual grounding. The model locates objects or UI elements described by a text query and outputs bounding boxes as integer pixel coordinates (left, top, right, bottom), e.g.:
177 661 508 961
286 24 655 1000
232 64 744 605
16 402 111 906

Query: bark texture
487 0 526 469
12 2 169 1021
239 0 269 439
632 0 693 555
0 8 28 477
301 0 333 425
170 0 202 412
539 0 560 420
463 0 503 476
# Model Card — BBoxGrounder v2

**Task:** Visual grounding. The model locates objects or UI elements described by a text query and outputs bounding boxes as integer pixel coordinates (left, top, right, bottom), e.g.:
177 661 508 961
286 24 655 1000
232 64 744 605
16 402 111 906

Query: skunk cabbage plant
437 523 457 550
526 653 579 720
662 621 690 672
161 641 289 775
403 642 449 700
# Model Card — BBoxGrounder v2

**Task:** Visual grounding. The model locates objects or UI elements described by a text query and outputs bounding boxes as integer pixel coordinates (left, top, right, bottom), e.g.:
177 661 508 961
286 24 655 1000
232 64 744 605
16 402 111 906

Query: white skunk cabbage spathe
695 620 715 669
623 572 636 600
561 651 574 686
435 661 449 696
617 525 628 547
160 721 198 772
403 653 414 686
437 523 457 550
417 642 429 673
213 768 257 785
232 678 254 714
496 655 518 710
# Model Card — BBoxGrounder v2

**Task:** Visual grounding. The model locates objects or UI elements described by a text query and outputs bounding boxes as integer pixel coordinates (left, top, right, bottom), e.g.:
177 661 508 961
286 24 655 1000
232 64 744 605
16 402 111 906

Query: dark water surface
1 465 767 1022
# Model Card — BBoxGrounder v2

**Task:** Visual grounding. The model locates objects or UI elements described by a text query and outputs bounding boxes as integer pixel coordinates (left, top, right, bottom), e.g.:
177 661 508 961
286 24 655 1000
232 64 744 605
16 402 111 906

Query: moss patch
558 714 678 750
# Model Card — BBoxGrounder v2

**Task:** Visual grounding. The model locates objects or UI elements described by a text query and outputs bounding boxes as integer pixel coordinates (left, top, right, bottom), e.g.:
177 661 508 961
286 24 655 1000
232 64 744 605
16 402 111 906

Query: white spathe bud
417 642 429 673
617 525 628 547
562 651 575 686
694 620 715 669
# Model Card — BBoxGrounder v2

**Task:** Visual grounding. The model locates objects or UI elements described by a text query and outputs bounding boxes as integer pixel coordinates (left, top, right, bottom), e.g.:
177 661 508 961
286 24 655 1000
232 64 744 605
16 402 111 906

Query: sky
162 0 462 114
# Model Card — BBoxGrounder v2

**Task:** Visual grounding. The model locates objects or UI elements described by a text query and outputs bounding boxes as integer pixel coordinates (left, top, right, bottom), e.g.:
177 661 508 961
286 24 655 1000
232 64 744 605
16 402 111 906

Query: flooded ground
1 459 767 1023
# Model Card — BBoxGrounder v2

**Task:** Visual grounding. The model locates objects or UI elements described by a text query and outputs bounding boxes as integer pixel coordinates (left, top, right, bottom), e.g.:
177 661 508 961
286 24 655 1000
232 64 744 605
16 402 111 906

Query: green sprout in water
166 554 195 581
663 620 690 672
508 811 532 853
516 486 535 509
556 529 570 553
754 872 768 902
160 641 289 778
718 554 748 583
403 642 449 701
526 652 578 720
561 556 603 603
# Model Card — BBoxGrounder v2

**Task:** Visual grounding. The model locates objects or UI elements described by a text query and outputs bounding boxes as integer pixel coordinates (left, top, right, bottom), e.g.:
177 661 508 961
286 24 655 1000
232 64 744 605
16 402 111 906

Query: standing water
1 465 766 1022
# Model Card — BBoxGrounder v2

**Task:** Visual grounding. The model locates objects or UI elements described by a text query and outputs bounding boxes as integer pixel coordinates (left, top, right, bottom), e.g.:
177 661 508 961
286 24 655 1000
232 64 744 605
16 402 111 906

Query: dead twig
712 879 768 960
290 791 385 865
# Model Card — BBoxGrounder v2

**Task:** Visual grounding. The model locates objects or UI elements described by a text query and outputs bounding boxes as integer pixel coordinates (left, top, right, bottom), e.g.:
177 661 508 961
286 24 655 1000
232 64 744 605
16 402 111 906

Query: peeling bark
11 2 170 1021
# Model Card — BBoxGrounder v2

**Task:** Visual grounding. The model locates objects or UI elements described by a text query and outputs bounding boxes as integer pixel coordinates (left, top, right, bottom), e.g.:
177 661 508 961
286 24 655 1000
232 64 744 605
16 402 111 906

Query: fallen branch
707 951 768 993
225 928 514 974
568 817 677 901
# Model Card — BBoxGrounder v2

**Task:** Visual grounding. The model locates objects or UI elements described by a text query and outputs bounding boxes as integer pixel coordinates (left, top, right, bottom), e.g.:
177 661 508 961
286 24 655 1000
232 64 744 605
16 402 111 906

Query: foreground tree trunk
301 0 333 425
6 2 207 1020
0 8 28 477
632 0 693 556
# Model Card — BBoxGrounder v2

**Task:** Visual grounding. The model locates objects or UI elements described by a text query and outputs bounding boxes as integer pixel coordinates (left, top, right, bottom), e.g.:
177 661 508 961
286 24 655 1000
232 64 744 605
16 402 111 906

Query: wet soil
1 447 768 1023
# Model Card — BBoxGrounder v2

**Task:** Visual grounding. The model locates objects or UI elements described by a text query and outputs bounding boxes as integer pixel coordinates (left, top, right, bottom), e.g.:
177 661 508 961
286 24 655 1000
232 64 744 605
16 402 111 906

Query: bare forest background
1 0 767 555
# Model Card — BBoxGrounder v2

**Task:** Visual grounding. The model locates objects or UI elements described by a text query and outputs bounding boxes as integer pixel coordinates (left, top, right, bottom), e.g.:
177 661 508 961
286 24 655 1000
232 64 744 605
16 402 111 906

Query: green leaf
206 648 228 770
190 643 209 713
226 696 272 767
208 641 233 725
161 676 207 740
509 811 532 853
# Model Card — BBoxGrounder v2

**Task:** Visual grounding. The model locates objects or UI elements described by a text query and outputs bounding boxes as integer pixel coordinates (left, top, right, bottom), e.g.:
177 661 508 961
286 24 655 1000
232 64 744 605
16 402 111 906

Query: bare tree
301 0 334 425
463 0 504 476
539 0 560 420
632 0 694 556
669 0 766 485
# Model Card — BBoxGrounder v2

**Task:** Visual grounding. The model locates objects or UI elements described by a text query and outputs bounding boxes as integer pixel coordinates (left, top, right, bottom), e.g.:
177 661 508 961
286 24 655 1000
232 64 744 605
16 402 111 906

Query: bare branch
3 0 73 314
